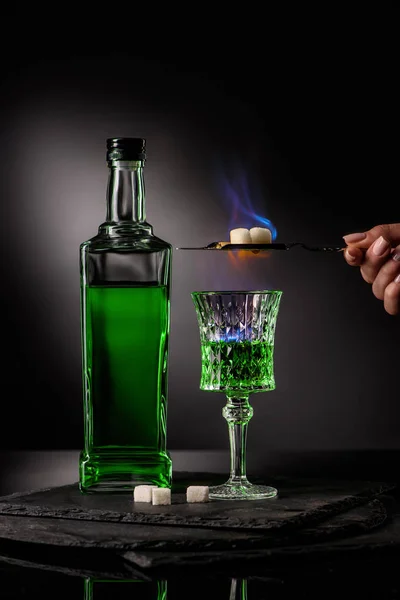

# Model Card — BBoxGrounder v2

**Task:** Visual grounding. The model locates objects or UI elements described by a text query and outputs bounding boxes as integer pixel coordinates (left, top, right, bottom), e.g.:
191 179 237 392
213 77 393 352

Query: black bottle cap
106 138 146 162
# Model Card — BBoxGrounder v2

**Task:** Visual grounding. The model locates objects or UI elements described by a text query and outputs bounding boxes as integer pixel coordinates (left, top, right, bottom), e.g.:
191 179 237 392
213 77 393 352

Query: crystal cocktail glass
191 290 282 500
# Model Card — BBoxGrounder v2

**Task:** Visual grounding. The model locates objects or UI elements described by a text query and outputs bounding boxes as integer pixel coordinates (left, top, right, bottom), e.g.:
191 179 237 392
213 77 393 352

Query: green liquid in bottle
79 284 172 492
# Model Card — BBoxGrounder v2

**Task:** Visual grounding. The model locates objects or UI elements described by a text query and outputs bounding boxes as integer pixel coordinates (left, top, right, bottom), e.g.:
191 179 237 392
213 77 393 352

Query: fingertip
345 247 362 265
384 280 400 315
385 305 400 316
343 232 367 244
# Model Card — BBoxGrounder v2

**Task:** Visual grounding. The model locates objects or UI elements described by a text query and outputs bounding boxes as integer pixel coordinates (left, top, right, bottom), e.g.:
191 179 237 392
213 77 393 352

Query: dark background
0 12 397 455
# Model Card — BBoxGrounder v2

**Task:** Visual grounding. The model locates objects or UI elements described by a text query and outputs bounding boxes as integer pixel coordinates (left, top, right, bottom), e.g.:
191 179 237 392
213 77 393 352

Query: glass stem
223 395 253 484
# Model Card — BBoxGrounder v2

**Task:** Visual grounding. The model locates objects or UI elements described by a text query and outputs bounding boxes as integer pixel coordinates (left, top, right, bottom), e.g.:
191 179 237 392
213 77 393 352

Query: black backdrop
0 12 397 454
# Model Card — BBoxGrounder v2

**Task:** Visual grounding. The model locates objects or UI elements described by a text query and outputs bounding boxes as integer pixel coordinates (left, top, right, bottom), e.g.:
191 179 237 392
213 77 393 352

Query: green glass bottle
79 138 172 493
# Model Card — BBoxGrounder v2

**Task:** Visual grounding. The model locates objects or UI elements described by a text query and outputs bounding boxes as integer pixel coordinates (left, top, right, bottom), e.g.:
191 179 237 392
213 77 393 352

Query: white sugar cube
152 487 171 505
230 228 252 244
133 485 158 503
186 485 209 503
249 227 272 244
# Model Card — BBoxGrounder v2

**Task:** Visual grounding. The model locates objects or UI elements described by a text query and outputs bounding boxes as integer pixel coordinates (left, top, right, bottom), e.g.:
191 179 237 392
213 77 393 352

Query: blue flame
217 329 252 343
216 162 277 240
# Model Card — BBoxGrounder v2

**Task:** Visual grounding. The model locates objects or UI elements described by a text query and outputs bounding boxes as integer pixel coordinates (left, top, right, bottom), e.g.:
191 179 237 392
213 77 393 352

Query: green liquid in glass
200 340 275 392
79 284 172 492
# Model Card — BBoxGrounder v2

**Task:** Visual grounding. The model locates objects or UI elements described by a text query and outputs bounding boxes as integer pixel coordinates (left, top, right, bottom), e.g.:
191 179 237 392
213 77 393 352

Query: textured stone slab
123 499 392 571
0 474 396 577
0 475 394 533
0 498 394 579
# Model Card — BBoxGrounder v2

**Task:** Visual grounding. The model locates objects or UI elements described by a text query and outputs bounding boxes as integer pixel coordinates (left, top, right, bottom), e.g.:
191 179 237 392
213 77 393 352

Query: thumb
343 223 400 249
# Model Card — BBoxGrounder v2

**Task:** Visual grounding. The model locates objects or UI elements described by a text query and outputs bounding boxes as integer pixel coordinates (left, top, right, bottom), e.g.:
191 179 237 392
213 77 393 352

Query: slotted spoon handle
176 242 344 252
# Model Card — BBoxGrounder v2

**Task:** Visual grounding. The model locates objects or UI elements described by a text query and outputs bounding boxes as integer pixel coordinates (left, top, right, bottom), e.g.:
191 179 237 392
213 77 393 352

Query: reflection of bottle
79 138 172 493
83 579 167 600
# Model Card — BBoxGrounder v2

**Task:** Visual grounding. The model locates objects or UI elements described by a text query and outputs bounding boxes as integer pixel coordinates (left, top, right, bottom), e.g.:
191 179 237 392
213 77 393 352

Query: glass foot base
79 450 172 493
209 480 278 500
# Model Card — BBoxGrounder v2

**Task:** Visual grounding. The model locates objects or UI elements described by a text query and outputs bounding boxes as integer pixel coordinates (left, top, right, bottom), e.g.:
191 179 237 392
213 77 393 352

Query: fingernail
343 232 366 243
346 248 358 262
395 274 400 284
392 245 400 262
372 236 390 256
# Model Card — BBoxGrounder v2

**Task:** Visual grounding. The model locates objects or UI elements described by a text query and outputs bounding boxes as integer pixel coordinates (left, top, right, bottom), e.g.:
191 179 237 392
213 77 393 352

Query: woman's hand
343 223 400 315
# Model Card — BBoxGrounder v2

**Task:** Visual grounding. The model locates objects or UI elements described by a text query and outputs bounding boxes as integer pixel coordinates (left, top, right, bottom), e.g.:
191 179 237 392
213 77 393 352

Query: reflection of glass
230 578 248 599
83 579 167 599
192 291 282 500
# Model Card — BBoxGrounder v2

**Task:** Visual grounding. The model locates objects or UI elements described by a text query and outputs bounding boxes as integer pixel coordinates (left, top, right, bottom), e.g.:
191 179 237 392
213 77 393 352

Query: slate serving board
0 474 396 576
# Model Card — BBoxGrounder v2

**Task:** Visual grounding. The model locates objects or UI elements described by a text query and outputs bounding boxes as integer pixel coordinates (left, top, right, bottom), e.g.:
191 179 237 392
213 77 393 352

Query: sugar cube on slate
186 485 209 503
152 487 171 505
133 485 158 503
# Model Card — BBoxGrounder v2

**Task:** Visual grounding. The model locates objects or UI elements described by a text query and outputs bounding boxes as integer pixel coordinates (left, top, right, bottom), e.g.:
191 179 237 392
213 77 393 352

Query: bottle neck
98 160 153 237
106 160 146 223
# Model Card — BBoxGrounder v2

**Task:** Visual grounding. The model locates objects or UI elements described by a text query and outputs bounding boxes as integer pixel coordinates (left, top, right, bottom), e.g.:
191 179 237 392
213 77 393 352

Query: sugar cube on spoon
249 227 272 244
230 228 252 244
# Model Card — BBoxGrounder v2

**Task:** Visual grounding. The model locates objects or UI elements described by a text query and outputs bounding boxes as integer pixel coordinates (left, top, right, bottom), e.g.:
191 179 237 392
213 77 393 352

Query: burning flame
218 165 277 266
